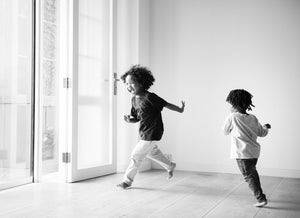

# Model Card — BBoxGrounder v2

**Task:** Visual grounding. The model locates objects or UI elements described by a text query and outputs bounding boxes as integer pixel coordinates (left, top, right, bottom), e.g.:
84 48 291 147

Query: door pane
0 0 33 188
40 0 59 175
77 0 111 169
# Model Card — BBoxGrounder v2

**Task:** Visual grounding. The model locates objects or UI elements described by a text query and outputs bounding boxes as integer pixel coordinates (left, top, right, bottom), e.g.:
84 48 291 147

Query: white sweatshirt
222 112 269 159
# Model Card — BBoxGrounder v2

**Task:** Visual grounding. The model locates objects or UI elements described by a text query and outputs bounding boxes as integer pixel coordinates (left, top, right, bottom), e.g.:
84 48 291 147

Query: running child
222 89 271 207
117 65 185 189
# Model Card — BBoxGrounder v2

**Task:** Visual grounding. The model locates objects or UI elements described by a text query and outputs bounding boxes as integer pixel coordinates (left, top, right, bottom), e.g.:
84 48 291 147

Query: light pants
123 140 172 185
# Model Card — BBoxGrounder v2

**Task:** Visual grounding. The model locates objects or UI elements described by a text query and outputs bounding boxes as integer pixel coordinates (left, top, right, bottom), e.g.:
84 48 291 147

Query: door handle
113 72 120 95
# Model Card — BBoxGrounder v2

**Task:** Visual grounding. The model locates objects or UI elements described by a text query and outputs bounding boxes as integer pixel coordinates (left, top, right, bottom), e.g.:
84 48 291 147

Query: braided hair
226 89 255 113
121 65 155 90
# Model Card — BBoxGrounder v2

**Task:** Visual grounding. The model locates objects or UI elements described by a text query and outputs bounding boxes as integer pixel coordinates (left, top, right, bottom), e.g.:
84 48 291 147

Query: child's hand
263 123 271 129
124 115 131 122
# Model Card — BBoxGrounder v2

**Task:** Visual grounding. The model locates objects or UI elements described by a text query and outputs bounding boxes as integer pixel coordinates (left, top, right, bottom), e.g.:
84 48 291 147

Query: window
0 0 33 189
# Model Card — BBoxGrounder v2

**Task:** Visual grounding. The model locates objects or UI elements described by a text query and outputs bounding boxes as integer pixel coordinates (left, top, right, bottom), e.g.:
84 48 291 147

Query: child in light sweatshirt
223 89 271 207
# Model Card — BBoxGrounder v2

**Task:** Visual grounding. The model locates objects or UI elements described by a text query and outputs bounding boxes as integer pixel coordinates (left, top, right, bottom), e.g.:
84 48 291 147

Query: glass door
0 0 34 190
66 0 117 182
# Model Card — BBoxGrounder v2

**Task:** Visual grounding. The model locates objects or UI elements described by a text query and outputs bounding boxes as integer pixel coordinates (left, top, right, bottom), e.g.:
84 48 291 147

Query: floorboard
0 170 299 218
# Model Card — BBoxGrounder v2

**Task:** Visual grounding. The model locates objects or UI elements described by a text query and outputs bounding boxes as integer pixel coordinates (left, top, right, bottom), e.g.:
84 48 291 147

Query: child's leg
236 159 266 202
123 140 155 185
146 144 172 171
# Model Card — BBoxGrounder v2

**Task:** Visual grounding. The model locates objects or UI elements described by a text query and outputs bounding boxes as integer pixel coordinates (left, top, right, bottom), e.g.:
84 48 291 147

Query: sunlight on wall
148 0 300 178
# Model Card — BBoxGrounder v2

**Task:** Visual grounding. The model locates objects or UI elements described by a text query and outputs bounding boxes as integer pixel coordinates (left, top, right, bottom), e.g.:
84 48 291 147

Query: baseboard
167 162 300 179
259 167 300 178
117 160 300 179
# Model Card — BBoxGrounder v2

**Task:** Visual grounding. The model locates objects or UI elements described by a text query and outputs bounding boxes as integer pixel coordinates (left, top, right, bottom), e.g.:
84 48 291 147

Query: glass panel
0 0 33 187
78 0 111 169
40 0 59 175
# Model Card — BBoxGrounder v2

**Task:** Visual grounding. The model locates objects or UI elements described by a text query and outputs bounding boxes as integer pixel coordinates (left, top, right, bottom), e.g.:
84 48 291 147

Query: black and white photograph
0 0 300 217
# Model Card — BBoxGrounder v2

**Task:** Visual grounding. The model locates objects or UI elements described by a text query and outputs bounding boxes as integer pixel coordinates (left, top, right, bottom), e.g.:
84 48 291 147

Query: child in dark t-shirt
117 65 185 189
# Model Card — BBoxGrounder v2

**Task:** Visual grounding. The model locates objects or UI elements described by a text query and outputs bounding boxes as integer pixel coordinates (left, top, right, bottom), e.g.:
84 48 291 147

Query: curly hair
121 65 155 90
226 89 255 113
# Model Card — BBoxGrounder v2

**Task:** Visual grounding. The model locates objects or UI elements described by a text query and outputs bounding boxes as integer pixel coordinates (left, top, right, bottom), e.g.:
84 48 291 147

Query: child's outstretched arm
165 101 185 113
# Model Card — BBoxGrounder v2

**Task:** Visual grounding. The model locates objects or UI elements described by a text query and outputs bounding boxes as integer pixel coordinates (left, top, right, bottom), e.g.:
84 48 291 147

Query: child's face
125 75 144 96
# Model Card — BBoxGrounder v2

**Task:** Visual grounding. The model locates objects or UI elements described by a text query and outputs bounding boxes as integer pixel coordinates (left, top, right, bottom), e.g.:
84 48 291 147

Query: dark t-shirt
131 92 167 141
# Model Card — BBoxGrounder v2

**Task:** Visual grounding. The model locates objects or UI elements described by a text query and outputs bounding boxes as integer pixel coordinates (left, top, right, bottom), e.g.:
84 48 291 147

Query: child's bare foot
167 162 176 179
117 182 131 189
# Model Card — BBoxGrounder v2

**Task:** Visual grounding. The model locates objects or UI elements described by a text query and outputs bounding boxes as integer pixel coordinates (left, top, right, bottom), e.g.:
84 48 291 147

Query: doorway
36 0 117 182
64 0 117 182
0 0 117 190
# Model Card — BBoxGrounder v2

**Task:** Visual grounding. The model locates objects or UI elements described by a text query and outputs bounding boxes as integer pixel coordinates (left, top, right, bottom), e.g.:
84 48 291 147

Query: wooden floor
0 170 300 218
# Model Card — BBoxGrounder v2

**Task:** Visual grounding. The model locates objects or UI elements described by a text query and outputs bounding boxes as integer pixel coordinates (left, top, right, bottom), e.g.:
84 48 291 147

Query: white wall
146 0 300 178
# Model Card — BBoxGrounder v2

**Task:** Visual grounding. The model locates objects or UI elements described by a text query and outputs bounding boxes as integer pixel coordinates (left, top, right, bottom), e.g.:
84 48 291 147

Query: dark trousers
236 158 266 202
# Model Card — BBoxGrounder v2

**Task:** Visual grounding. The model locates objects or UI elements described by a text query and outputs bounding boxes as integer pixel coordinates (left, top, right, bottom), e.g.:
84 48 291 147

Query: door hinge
63 77 71 88
62 152 71 163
